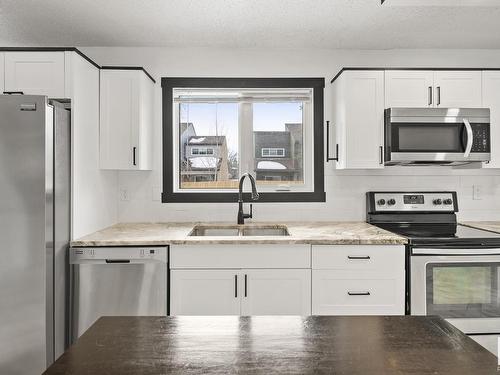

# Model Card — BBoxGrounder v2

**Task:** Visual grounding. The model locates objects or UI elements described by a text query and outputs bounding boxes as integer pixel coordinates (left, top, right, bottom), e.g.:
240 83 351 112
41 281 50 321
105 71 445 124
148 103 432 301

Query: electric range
366 191 500 355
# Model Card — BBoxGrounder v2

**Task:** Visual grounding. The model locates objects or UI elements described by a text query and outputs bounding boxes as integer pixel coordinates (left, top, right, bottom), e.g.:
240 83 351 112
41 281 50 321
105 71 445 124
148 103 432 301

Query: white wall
82 47 500 223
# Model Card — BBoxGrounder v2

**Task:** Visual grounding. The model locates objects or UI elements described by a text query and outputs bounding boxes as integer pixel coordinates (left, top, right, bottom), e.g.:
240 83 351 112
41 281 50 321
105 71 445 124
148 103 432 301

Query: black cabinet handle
235 275 238 298
428 86 432 106
347 255 371 260
379 146 384 165
347 291 371 296
436 86 441 106
133 147 137 166
3 91 24 95
326 121 339 162
244 274 247 297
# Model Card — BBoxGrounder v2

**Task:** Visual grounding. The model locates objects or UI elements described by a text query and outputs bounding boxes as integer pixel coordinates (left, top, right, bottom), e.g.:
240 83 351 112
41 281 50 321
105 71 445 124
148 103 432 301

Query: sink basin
188 225 289 237
241 227 289 236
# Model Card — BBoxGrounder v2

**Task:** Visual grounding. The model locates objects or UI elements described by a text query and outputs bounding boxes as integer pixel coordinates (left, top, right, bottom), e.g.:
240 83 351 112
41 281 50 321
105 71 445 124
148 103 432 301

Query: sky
180 102 303 154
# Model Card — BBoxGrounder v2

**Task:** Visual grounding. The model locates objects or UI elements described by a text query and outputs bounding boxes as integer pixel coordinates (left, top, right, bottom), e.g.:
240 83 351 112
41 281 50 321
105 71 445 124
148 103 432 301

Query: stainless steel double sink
189 225 290 237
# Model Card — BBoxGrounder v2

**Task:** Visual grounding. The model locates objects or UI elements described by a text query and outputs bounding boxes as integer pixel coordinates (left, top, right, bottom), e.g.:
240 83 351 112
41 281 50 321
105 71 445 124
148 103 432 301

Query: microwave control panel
471 124 490 153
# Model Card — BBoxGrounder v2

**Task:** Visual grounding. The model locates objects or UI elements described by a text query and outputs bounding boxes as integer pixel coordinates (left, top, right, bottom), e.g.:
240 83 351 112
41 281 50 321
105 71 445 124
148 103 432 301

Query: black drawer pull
3 91 24 95
105 259 131 264
347 255 371 260
347 291 371 296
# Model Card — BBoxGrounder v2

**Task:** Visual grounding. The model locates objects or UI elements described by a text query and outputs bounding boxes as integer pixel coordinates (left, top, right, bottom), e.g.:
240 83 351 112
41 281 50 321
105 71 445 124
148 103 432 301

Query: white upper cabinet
4 52 66 97
433 71 482 108
99 69 154 170
332 70 385 169
482 71 500 168
240 269 311 316
385 70 482 108
385 70 434 107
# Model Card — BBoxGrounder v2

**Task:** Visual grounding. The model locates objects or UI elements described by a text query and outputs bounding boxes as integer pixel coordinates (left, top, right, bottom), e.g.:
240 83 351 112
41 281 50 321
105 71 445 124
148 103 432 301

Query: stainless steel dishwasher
70 246 168 341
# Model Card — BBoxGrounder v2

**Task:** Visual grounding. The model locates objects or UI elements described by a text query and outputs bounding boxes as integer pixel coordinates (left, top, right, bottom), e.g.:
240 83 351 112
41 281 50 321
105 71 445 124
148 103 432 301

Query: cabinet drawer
312 270 405 315
312 245 404 272
170 244 311 269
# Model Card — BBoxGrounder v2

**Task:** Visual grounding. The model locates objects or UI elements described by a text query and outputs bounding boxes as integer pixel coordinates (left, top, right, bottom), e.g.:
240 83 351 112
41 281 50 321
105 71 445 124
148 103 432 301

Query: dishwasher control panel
70 246 168 264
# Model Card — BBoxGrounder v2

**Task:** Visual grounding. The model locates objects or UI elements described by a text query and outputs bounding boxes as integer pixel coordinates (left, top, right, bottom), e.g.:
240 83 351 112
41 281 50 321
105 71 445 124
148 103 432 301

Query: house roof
188 136 226 146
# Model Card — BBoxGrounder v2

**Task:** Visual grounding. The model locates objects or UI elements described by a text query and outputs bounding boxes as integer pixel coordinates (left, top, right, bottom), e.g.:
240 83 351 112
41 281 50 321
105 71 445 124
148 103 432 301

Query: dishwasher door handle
105 259 131 264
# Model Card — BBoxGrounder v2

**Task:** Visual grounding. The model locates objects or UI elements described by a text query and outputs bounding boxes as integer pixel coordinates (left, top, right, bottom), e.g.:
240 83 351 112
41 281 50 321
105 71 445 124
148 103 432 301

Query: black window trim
161 77 326 203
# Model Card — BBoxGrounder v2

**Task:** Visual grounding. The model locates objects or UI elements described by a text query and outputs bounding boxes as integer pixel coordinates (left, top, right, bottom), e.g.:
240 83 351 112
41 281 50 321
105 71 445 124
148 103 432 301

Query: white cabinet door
433 71 482 108
334 71 385 169
4 52 65 97
385 70 434 108
312 270 405 316
0 53 4 93
482 71 500 168
240 269 311 316
99 69 154 170
170 270 240 316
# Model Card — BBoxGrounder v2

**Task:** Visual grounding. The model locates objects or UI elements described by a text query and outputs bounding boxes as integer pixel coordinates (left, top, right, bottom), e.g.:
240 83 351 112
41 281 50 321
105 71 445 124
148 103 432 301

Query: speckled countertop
461 221 500 234
70 222 407 247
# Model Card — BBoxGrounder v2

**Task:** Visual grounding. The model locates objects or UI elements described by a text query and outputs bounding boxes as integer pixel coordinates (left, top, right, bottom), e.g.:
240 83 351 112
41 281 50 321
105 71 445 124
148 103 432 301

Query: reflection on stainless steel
0 96 71 374
70 247 168 341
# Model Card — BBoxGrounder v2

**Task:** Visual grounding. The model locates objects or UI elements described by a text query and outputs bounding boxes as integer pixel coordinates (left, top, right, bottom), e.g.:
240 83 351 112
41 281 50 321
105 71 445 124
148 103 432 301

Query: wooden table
44 316 499 374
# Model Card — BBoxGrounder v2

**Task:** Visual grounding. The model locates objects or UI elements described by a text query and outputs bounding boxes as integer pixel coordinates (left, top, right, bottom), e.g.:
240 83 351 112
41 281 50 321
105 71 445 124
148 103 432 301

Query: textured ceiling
1 0 500 49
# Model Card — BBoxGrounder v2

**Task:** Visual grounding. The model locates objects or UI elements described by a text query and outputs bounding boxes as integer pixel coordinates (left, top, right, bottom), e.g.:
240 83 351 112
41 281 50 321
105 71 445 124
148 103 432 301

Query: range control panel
367 192 457 212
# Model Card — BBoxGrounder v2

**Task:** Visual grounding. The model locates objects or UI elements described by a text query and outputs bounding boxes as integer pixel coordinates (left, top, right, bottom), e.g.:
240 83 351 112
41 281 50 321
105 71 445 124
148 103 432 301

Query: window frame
261 147 285 157
162 77 325 203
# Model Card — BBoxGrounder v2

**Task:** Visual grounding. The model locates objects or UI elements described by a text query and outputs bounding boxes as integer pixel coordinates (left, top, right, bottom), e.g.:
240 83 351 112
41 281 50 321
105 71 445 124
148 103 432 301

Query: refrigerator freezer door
0 95 54 374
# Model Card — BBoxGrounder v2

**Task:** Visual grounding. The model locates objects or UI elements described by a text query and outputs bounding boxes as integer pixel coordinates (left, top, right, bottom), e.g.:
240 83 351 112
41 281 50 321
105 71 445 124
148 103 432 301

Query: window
191 148 214 156
262 148 285 157
162 78 325 203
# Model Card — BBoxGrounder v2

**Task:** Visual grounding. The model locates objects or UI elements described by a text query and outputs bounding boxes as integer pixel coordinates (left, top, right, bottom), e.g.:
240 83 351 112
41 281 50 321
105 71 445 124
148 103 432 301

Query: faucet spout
237 173 260 225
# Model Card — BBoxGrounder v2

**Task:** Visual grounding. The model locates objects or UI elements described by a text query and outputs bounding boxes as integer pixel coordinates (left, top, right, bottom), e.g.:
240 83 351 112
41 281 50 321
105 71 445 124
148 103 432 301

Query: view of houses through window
175 88 311 191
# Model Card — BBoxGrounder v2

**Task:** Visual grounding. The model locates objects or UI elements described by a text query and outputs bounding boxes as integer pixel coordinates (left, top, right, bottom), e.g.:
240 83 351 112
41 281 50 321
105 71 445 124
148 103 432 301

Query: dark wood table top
44 316 499 375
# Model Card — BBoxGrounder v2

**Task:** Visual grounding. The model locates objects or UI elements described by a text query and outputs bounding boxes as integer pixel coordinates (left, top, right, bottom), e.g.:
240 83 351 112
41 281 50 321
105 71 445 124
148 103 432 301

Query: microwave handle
463 118 473 158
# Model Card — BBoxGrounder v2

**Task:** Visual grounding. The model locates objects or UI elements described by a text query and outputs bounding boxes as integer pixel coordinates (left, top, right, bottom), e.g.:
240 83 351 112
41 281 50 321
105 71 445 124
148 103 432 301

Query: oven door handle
463 118 473 158
412 247 500 256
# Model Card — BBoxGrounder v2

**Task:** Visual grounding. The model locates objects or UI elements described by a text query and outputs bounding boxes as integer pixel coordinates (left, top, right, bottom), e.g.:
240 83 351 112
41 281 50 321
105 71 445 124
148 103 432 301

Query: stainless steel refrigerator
0 95 70 374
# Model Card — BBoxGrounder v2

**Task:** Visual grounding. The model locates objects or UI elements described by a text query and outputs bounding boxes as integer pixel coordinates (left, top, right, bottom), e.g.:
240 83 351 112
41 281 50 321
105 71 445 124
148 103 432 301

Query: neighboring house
182 135 230 182
253 123 303 182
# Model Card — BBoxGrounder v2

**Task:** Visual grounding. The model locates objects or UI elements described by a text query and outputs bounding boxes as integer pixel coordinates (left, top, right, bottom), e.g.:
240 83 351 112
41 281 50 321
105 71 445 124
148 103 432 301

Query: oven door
385 109 490 164
411 248 500 319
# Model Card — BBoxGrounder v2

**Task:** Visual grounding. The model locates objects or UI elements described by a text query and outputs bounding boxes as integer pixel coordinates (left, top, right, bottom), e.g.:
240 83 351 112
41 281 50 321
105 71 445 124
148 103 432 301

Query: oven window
426 263 500 318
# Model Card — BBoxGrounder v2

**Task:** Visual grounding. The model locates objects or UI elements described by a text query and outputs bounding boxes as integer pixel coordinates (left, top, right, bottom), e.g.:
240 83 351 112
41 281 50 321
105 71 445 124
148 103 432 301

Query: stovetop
366 191 500 247
373 222 500 246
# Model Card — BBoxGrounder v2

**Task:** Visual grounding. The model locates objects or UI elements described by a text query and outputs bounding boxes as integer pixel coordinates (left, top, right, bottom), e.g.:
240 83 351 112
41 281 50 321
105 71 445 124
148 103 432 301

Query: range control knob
387 199 396 206
433 199 443 205
443 199 453 205
377 199 386 206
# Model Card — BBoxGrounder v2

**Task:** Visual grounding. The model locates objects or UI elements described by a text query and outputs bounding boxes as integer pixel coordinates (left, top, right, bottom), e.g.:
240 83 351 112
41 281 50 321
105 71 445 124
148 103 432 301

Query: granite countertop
70 221 407 247
461 221 500 234
44 316 498 375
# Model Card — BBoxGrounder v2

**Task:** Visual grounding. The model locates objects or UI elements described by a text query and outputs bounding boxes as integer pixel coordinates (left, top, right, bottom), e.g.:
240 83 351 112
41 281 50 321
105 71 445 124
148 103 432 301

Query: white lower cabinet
170 269 240 315
311 245 405 315
241 269 311 316
169 244 312 316
170 268 311 316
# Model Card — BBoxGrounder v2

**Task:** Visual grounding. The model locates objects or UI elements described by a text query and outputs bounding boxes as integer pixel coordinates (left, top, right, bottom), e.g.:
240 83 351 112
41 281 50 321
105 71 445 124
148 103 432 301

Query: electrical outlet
473 185 483 200
120 188 130 201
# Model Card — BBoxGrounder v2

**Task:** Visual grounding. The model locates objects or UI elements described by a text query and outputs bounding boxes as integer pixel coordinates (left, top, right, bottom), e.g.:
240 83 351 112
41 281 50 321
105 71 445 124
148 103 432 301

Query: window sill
161 191 326 203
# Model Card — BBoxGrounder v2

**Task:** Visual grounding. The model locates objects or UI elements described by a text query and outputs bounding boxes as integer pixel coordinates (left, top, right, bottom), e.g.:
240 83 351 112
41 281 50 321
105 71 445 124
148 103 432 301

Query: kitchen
1 1 500 374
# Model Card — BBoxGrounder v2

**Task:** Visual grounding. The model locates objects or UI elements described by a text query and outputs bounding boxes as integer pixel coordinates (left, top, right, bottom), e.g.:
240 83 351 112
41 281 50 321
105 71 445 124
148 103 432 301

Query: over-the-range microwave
384 108 491 166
